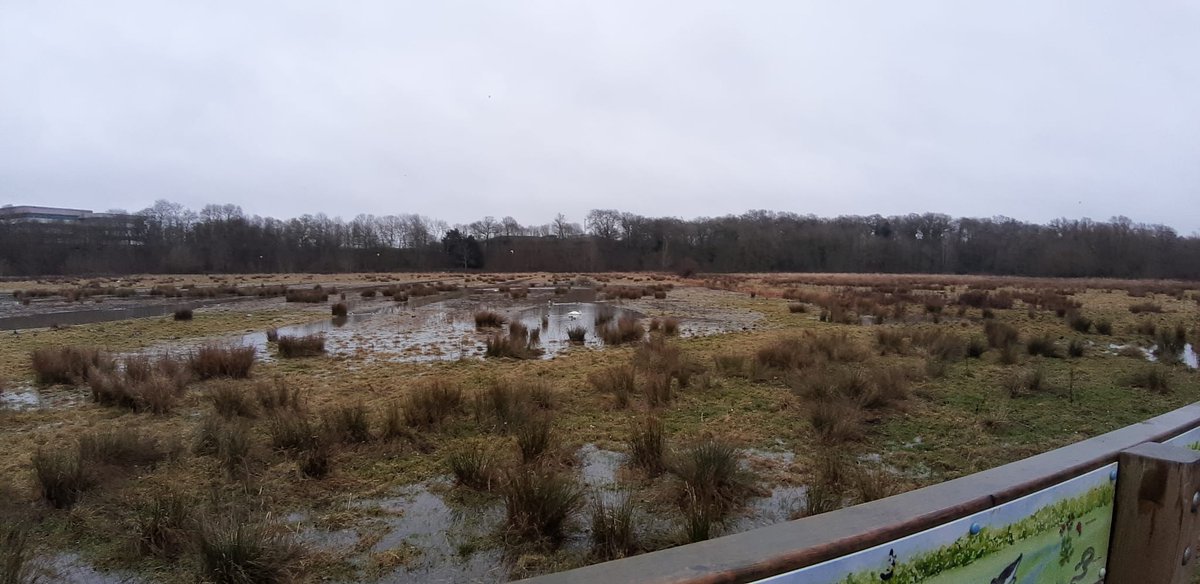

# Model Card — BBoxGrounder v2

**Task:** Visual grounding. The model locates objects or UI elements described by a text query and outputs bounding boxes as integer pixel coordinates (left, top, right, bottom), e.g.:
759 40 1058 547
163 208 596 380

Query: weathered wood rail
519 402 1200 584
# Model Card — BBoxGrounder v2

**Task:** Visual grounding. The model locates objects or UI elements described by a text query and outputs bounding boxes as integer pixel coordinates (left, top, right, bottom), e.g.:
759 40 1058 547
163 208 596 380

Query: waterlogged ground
1 272 1199 583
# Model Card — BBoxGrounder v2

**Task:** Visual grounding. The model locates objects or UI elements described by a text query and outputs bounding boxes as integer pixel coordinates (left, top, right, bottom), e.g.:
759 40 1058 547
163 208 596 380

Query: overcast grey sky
2 1 1198 232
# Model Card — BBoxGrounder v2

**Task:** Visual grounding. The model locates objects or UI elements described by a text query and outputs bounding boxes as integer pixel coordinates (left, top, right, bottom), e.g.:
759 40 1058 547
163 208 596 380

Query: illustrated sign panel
1163 426 1200 450
758 464 1116 584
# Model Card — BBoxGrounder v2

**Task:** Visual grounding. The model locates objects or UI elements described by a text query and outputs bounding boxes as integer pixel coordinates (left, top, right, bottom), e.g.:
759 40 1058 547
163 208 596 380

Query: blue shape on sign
1109 469 1118 482
969 522 981 535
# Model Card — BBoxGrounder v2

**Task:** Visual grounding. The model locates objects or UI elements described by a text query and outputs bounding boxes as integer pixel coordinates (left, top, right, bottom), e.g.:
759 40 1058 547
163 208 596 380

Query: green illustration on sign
765 465 1115 584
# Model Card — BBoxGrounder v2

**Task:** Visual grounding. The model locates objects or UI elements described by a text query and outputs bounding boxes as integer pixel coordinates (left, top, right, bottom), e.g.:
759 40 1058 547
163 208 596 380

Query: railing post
1108 442 1200 584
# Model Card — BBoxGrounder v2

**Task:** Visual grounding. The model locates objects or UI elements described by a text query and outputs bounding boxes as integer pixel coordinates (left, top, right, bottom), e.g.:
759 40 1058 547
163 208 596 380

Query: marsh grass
566 326 587 344
589 493 637 559
79 429 172 469
190 344 255 380
402 381 463 428
217 423 253 480
137 493 193 558
1025 334 1061 358
627 417 666 476
208 383 258 419
809 399 863 443
1128 366 1171 394
0 521 40 583
474 310 506 329
196 515 302 584
31 346 113 385
588 365 635 408
502 468 584 544
32 447 90 508
1068 337 1086 358
447 445 497 490
670 439 749 512
600 317 644 345
680 489 720 543
1006 366 1050 398
983 321 1020 349
254 378 303 413
277 334 325 358
267 412 319 451
323 403 371 443
714 352 747 376
797 481 843 517
516 416 554 463
298 437 332 479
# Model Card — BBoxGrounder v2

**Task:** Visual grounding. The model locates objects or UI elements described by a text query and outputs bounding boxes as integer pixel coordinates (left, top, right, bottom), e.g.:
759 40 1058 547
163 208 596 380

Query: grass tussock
1067 337 1086 358
137 493 194 558
789 364 912 410
88 366 185 414
502 468 584 544
1006 365 1050 397
173 308 194 321
714 352 748 376
79 429 172 469
276 334 325 358
266 412 319 452
31 346 114 385
566 326 587 344
474 310 506 329
588 365 635 408
32 447 91 508
447 444 497 490
1129 301 1164 314
190 344 255 380
0 521 40 582
208 383 258 419
1025 334 1061 358
649 317 680 336
322 403 372 443
1128 366 1171 394
983 320 1020 349
516 416 554 463
600 317 644 345
285 288 328 303
402 381 463 428
485 323 544 359
809 399 864 443
590 494 637 560
254 378 303 413
196 515 302 584
756 331 866 371
627 417 666 476
670 439 750 512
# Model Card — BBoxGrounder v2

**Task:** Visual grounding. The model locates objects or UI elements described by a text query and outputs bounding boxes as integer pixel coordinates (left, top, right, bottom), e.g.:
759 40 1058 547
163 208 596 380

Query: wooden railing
519 402 1200 584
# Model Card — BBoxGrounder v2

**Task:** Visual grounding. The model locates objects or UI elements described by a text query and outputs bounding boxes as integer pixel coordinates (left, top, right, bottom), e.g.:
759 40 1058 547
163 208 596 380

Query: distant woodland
1 200 1198 279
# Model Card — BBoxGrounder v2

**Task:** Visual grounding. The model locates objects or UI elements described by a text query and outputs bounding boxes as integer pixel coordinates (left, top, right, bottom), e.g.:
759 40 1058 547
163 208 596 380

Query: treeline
1 200 1197 279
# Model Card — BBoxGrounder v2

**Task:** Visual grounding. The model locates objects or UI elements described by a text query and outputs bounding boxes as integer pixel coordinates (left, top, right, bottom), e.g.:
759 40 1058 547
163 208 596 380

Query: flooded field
2 272 1199 583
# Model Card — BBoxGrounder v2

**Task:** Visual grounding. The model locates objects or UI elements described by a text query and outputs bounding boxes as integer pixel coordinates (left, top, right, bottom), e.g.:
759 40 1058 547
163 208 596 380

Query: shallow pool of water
360 480 506 584
513 303 644 354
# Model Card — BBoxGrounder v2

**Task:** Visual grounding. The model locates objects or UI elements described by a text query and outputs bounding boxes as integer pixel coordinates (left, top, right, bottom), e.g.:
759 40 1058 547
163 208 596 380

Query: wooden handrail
518 402 1200 584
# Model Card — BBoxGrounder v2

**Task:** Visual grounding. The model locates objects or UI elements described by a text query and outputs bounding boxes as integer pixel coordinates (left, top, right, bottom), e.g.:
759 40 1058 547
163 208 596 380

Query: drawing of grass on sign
839 483 1114 584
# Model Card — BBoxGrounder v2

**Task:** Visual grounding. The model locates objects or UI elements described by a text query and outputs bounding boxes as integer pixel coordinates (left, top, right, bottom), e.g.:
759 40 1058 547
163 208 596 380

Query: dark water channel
0 297 244 331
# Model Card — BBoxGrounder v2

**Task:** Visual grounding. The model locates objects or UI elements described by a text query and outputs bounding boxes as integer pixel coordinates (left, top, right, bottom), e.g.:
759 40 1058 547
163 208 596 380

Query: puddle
512 303 644 355
1109 342 1198 369
360 480 505 584
578 443 624 489
41 552 146 583
0 384 86 411
730 485 809 532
